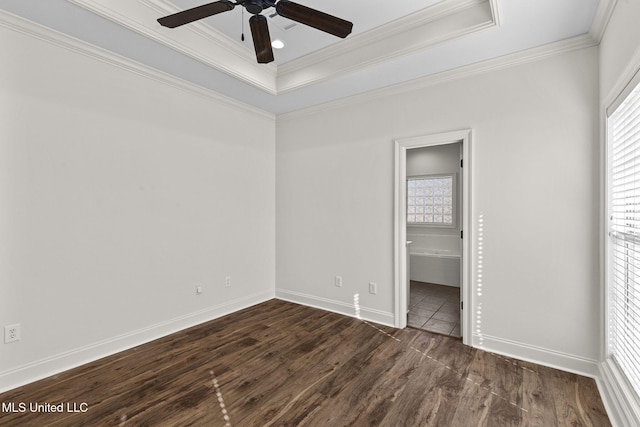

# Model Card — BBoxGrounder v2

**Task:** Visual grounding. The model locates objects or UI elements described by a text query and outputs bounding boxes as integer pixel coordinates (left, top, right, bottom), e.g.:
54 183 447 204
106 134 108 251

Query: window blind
609 79 640 400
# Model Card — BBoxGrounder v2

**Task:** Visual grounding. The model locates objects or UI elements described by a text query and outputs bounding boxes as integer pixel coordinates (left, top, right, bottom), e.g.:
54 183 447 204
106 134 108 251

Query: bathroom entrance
393 130 471 344
406 143 462 337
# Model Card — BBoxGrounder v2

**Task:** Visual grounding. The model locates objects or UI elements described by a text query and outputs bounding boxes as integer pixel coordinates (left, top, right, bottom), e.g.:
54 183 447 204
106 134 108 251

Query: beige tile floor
408 281 461 337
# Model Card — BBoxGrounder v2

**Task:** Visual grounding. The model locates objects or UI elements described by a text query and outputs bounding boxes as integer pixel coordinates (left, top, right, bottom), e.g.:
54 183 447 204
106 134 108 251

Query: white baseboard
0 290 274 394
471 333 600 378
275 288 395 327
598 359 640 427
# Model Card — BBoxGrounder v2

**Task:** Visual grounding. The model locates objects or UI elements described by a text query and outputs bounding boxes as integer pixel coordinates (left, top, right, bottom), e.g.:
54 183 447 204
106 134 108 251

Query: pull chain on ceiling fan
157 0 353 64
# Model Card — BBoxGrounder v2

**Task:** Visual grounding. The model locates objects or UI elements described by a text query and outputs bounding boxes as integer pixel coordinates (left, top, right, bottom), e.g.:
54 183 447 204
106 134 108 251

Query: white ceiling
0 0 609 114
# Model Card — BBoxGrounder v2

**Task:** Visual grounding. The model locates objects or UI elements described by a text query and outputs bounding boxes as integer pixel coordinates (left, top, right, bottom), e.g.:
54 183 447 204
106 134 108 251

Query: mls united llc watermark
2 401 89 413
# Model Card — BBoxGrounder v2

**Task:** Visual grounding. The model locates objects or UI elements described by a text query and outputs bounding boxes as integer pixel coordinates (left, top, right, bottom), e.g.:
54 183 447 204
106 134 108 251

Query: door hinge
460 159 463 168
460 301 463 310
460 230 463 239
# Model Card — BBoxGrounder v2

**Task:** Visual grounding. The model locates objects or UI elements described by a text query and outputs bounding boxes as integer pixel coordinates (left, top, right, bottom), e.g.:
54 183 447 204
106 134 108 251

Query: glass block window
407 175 455 226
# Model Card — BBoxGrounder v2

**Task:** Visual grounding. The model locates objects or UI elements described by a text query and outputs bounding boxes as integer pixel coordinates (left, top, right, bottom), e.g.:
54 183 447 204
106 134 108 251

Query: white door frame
393 129 472 346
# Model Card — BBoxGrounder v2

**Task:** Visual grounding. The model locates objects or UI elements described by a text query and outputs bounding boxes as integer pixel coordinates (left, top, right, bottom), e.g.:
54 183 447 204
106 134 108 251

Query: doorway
393 130 471 345
405 142 462 336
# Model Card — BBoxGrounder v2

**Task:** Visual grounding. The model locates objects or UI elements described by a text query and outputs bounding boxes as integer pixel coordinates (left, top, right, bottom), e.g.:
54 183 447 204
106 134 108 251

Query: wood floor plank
0 300 611 426
449 378 494 427
521 362 560 426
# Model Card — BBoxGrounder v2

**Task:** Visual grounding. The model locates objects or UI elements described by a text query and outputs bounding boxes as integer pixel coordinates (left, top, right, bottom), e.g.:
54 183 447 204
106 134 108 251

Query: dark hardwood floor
0 300 611 426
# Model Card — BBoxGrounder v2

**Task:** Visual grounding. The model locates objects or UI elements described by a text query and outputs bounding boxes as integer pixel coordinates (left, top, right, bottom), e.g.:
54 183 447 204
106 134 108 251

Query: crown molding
279 34 598 121
68 0 278 94
0 8 275 120
488 0 502 27
588 0 618 43
277 0 496 93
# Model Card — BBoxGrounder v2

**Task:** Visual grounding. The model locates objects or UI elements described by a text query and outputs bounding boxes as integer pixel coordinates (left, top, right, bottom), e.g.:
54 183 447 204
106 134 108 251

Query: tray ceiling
0 0 610 114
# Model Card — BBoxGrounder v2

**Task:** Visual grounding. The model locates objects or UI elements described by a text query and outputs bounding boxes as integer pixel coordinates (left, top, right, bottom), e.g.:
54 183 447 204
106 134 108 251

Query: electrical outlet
335 275 342 287
225 276 231 287
4 324 20 343
196 284 203 295
369 282 377 295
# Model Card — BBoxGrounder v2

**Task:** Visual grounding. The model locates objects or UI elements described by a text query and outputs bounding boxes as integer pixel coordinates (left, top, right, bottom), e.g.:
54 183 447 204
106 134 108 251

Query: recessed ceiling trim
280 0 490 75
588 0 618 43
68 0 496 97
68 0 278 94
277 0 496 93
488 0 502 27
279 34 597 121
62 0 598 103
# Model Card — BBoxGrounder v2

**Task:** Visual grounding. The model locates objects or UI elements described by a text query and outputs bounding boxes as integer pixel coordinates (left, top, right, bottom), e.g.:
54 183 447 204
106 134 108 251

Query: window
407 174 455 226
608 78 640 400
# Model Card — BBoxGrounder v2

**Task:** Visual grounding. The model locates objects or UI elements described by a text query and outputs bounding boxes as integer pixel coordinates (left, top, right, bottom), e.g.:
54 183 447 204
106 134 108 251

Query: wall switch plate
225 276 231 287
335 275 343 287
4 324 20 343
196 284 203 295
369 282 377 295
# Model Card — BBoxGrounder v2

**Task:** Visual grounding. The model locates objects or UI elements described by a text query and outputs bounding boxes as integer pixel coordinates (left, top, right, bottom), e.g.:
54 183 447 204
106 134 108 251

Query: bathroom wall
406 142 462 238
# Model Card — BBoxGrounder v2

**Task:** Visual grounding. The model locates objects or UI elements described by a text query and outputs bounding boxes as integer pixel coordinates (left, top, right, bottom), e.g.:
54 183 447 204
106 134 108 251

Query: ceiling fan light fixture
271 39 285 49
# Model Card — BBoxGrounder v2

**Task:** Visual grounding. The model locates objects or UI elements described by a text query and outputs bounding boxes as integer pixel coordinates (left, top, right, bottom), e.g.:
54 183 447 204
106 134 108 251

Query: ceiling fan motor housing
242 0 276 15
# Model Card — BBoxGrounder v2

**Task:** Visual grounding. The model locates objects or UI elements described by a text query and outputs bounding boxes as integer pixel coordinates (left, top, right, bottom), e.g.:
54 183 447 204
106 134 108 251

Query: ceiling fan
157 0 354 64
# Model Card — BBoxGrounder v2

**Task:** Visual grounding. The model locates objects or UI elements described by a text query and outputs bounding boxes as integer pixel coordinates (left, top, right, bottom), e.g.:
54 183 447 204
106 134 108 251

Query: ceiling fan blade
157 1 235 28
275 0 353 38
250 15 274 64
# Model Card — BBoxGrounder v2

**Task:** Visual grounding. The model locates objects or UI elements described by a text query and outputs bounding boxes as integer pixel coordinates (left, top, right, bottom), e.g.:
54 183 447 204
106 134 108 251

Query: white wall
276 46 601 372
0 16 275 391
